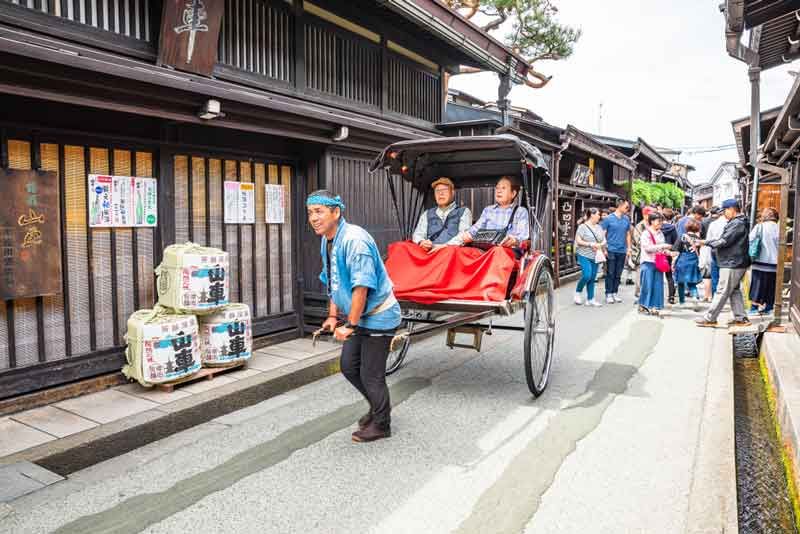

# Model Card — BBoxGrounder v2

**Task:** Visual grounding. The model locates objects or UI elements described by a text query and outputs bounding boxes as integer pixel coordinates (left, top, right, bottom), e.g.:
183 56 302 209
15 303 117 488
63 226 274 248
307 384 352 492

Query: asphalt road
1 281 735 534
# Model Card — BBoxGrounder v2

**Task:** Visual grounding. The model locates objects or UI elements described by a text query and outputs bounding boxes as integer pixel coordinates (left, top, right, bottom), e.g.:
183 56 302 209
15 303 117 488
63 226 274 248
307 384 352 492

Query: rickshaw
369 134 557 397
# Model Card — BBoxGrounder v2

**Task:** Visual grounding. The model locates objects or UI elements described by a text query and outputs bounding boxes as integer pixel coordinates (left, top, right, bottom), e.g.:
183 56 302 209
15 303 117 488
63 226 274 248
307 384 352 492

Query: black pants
665 270 676 300
604 252 626 296
340 328 395 429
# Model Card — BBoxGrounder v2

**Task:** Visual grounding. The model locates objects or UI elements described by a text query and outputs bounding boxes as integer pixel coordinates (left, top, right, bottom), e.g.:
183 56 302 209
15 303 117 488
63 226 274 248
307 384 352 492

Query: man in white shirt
411 177 472 254
705 207 727 295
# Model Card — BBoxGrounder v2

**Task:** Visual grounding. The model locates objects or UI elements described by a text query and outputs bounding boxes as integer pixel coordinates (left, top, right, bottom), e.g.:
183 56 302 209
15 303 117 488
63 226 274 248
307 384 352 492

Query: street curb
760 330 800 531
0 349 342 476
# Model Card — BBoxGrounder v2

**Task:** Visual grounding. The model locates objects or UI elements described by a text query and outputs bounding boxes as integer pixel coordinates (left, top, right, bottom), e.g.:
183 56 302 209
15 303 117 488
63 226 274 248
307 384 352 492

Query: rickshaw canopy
369 134 550 191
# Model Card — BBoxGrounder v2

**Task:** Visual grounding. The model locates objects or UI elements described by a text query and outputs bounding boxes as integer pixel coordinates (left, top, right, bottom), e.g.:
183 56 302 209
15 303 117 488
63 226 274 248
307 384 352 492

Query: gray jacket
750 220 780 271
706 214 750 269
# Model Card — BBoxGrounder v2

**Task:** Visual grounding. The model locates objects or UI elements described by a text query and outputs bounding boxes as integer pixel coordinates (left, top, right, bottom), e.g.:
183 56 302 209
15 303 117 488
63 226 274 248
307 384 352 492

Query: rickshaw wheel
386 322 413 375
524 265 555 397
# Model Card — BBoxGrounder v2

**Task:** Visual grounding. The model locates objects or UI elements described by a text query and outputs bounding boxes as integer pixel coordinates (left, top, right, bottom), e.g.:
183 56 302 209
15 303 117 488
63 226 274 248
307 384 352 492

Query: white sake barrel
123 309 201 386
156 242 229 314
198 303 252 367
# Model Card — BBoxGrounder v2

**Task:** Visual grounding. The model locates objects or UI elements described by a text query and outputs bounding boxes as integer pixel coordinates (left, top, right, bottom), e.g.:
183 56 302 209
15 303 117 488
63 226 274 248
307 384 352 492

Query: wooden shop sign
158 0 224 76
0 168 62 300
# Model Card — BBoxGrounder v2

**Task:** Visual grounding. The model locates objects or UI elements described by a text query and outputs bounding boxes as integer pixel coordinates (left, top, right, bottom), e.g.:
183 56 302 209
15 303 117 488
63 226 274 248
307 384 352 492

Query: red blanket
385 241 517 304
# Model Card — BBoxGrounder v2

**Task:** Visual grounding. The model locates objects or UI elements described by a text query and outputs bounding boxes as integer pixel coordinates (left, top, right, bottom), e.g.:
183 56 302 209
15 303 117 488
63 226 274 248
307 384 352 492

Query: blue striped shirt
468 204 529 241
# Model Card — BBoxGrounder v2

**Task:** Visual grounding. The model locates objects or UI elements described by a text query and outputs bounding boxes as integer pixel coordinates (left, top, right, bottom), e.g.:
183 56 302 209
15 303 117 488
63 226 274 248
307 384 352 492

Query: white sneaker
574 293 583 305
586 299 603 307
613 294 623 303
606 295 615 304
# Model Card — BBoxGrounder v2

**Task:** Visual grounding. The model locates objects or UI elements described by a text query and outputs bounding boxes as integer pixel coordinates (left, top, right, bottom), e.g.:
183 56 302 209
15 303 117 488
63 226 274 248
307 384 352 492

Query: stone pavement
0 337 340 502
0 282 739 534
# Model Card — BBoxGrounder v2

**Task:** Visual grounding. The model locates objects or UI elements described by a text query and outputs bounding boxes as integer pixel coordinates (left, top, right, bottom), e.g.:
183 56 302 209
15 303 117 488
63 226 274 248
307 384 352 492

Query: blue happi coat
319 218 401 331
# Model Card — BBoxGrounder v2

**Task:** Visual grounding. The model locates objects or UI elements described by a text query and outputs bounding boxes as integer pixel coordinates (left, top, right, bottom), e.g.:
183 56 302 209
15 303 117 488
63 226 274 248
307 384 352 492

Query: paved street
1 281 736 534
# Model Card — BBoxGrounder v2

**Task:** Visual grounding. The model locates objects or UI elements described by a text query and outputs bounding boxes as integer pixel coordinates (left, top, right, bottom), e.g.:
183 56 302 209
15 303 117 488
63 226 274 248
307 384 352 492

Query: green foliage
630 180 686 209
448 1 581 64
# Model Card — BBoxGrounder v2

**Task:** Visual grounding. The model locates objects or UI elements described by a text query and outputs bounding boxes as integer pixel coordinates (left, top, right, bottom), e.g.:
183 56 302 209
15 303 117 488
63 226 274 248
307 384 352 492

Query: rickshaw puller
307 190 401 443
411 176 472 254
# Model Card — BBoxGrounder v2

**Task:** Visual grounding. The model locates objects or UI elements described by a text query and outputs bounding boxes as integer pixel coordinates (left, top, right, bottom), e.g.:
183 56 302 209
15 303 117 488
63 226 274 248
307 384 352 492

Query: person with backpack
638 212 675 315
573 207 607 306
673 219 703 306
695 199 751 328
748 207 780 315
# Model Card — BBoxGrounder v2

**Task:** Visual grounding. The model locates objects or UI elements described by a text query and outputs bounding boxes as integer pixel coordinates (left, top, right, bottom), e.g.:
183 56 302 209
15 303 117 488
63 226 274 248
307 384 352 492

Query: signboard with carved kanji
157 0 224 76
0 168 62 299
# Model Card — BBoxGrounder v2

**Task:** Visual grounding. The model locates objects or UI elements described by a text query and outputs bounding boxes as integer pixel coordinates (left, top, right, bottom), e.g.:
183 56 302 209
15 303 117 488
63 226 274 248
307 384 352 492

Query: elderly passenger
411 177 472 255
459 176 529 249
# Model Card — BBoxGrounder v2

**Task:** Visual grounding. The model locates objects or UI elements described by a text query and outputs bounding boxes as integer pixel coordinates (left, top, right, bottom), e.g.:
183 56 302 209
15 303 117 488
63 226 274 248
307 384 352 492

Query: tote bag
649 231 671 273
749 223 762 261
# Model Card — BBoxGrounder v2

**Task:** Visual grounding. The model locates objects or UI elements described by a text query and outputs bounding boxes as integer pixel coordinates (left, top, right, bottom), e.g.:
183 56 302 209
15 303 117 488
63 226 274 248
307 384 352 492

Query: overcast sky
447 0 797 185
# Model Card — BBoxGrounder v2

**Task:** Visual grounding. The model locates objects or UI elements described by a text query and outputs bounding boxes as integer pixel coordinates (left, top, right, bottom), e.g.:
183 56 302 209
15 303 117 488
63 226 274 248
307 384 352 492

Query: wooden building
0 0 531 399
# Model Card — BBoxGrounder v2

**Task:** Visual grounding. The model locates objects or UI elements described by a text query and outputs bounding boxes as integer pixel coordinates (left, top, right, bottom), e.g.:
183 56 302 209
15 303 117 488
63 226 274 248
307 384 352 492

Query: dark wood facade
0 0 527 398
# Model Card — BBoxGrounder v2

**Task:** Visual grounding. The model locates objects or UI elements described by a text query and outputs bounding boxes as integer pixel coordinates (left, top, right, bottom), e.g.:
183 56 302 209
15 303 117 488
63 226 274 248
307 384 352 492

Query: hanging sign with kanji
0 168 63 300
158 0 224 76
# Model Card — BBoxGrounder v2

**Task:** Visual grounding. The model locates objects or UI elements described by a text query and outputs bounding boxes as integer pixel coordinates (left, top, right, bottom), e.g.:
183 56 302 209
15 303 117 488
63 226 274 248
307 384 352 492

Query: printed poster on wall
265 184 285 224
224 181 255 224
239 183 255 224
88 175 157 227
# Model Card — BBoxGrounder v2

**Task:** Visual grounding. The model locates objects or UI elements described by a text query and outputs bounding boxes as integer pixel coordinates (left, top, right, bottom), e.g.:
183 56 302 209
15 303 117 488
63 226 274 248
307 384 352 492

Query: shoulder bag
748 223 762 261
649 231 671 273
583 223 607 263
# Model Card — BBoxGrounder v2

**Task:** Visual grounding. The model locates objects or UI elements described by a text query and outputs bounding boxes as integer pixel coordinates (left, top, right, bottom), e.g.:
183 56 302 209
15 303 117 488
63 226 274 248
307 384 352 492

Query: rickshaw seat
385 241 518 305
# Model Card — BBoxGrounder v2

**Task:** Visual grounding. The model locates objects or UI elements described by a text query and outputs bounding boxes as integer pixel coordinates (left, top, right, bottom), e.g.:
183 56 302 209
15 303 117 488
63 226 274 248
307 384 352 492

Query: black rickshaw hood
370 134 549 190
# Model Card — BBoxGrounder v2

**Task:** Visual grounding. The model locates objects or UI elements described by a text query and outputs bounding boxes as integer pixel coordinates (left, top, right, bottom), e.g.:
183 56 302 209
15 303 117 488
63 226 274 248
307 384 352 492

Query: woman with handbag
748 207 780 314
573 208 607 306
638 212 675 315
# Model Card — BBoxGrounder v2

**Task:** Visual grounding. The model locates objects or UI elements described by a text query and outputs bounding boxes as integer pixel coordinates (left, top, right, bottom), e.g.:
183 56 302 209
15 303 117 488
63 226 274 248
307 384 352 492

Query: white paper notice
239 183 255 224
88 175 113 227
224 181 240 224
265 184 285 224
89 175 158 227
135 178 158 227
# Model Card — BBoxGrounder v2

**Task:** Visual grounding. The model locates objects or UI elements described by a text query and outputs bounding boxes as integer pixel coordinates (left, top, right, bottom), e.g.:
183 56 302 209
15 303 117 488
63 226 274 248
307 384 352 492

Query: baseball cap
721 199 740 209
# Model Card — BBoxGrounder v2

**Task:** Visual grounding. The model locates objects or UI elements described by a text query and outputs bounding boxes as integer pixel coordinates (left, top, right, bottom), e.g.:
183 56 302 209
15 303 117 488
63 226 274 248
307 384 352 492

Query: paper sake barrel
156 243 229 313
198 303 252 367
123 309 201 386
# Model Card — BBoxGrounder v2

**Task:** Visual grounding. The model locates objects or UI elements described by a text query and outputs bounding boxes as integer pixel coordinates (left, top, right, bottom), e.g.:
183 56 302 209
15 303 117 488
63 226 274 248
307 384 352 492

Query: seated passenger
411 176 472 254
460 176 529 250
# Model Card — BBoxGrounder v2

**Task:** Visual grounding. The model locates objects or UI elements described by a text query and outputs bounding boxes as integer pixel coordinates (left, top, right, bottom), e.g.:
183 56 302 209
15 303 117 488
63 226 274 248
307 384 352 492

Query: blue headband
306 195 345 210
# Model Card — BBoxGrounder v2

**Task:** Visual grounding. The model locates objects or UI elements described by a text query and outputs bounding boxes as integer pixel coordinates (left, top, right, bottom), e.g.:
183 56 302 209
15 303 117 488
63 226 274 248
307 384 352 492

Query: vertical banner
89 175 157 227
0 168 63 299
265 183 285 224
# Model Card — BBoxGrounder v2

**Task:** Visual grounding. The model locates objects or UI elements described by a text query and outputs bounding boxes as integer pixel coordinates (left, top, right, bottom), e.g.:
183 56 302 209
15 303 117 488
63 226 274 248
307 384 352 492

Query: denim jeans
576 255 599 301
677 282 697 304
710 254 720 295
604 252 626 296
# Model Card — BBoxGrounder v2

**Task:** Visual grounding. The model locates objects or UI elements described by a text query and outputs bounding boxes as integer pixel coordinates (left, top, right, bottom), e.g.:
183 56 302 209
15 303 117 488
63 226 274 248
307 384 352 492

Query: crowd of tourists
572 198 781 326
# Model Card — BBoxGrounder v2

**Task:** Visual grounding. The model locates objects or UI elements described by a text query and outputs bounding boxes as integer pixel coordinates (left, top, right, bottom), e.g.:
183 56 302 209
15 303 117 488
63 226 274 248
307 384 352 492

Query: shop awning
557 184 620 201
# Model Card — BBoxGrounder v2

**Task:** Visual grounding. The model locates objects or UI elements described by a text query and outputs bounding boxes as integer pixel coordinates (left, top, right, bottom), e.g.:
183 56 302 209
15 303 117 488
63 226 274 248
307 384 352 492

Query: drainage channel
733 351 798 533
